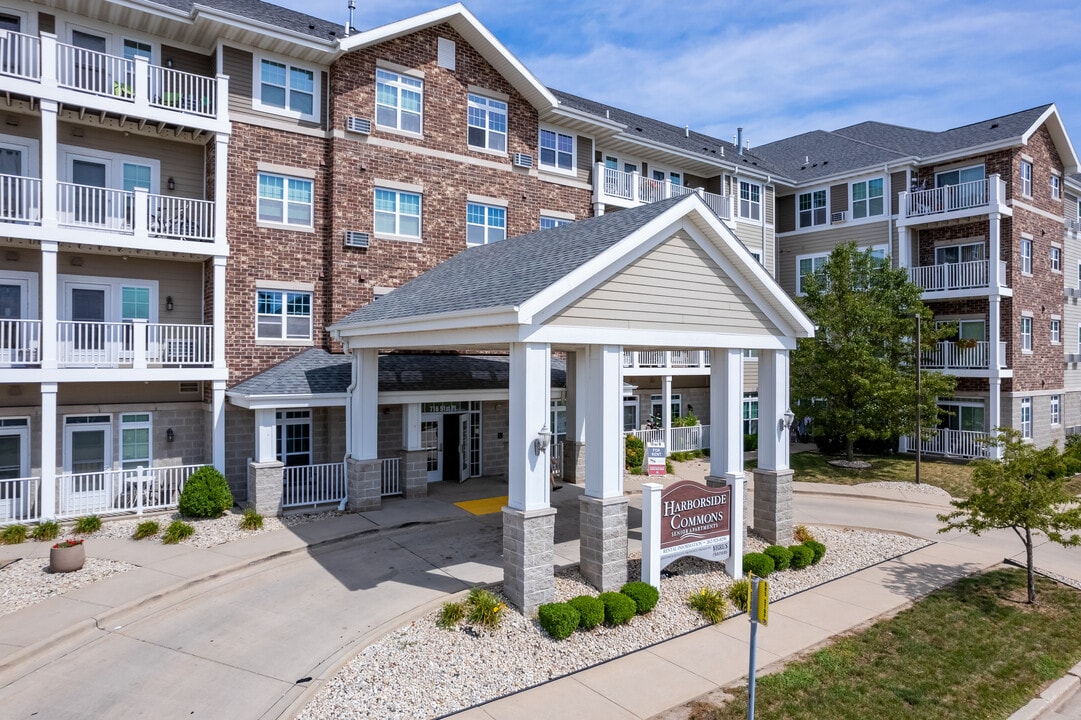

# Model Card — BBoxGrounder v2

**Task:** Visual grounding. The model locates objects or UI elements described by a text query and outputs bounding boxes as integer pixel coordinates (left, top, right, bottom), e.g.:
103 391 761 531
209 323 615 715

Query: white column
988 294 1003 460
254 408 276 463
350 348 379 461
401 403 422 451
989 211 1002 291
40 100 58 230
508 342 551 511
212 256 226 368
574 349 589 444
584 344 623 499
40 241 57 369
39 383 57 520
757 349 791 471
897 226 910 270
213 133 229 246
708 348 744 578
211 380 226 471
662 374 672 456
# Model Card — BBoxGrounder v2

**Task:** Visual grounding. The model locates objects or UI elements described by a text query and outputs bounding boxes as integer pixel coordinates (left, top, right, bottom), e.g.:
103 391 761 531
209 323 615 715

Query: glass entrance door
65 416 111 512
0 424 28 521
70 158 108 225
421 417 442 483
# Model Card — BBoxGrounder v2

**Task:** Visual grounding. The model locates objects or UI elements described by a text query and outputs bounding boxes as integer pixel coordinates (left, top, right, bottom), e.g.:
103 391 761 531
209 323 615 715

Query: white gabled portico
329 195 813 613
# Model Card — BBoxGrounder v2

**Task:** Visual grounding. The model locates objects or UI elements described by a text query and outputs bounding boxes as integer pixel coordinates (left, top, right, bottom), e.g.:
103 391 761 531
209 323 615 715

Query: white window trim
62 413 113 473
1020 397 1033 440
1020 236 1033 275
1020 160 1033 197
374 66 423 137
1051 316 1061 345
466 92 508 156
1020 313 1033 353
60 145 160 191
373 186 422 243
254 285 313 346
797 187 829 229
849 175 886 222
253 53 320 123
538 125 576 176
739 179 762 224
1051 244 1062 273
0 133 40 178
934 163 985 186
120 412 153 471
622 396 639 432
58 274 158 323
1051 395 1062 427
256 171 314 231
1051 174 1062 201
466 201 506 246
0 270 39 321
0 417 30 480
795 251 829 295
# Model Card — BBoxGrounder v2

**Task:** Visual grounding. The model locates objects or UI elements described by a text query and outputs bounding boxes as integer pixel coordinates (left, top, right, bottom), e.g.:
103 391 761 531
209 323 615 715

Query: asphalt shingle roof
335 197 687 327
228 349 566 396
148 0 342 41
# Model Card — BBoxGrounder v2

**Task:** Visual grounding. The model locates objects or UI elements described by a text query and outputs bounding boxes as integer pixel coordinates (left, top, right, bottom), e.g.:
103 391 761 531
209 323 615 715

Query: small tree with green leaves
938 428 1081 603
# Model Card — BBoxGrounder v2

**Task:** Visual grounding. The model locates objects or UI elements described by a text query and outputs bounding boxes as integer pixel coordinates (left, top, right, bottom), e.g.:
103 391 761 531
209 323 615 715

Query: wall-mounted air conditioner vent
513 153 533 168
344 231 370 248
346 116 372 134
1067 287 1081 299
1067 353 1080 364
831 211 846 224
1070 219 1081 232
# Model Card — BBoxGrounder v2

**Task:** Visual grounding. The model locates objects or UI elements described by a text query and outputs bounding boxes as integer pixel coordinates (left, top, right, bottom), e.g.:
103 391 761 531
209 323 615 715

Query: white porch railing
283 462 346 508
148 194 215 241
905 179 989 218
54 464 199 520
921 340 1007 370
596 165 732 221
57 320 130 366
148 64 218 117
57 320 212 368
622 349 711 370
0 29 41 81
52 184 216 242
381 457 402 496
0 319 41 365
627 424 711 453
905 429 987 459
57 41 134 99
908 260 1008 292
0 476 40 525
0 173 41 223
57 182 133 231
147 323 213 366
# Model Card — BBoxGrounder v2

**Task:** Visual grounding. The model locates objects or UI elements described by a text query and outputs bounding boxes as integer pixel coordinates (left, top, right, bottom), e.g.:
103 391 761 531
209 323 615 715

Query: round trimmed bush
788 544 814 569
741 551 775 577
178 466 234 518
538 602 580 640
620 581 660 614
568 595 605 630
763 545 793 571
598 591 637 626
803 539 826 565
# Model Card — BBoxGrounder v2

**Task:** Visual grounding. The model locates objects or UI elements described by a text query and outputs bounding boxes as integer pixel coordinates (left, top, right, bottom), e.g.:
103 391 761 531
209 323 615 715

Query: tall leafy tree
939 429 1081 603
792 242 955 461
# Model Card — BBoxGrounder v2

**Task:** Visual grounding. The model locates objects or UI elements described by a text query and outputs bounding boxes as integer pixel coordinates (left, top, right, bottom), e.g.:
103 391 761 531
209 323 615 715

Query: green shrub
744 433 758 452
568 595 605 630
31 520 60 542
673 413 699 428
466 587 506 630
436 601 465 630
177 466 233 518
789 544 814 569
793 524 816 543
537 602 581 640
598 591 637 626
688 587 728 624
670 450 709 462
742 552 775 577
625 434 644 471
239 508 264 531
162 520 194 544
620 581 660 614
132 520 160 540
727 578 751 613
764 545 793 572
1 524 27 544
803 539 826 565
73 515 102 534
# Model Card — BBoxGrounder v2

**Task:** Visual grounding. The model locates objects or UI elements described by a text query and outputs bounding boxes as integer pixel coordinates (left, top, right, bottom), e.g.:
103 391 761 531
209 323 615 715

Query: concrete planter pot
49 542 86 573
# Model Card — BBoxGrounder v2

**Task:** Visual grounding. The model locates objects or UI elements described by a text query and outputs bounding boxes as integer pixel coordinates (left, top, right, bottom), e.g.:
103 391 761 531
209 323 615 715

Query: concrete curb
1009 668 1081 720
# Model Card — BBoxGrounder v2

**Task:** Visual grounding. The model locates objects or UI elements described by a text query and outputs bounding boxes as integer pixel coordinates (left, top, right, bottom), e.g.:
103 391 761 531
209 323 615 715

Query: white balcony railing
596 164 732 221
381 457 402 496
0 29 41 81
148 64 218 118
55 464 199 520
148 194 215 241
0 476 40 525
57 41 133 98
623 349 711 370
45 184 216 242
57 182 133 231
908 259 1008 292
921 340 1007 370
283 462 346 508
0 173 41 223
905 179 989 218
57 320 212 368
626 424 711 453
905 429 987 459
0 319 41 365
147 323 213 365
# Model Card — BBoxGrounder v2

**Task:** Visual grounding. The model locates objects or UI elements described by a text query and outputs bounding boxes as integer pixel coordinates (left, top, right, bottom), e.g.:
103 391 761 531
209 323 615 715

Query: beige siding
161 45 214 77
890 171 907 215
577 135 593 184
549 233 778 334
776 221 891 295
57 254 205 325
777 194 795 233
1062 193 1081 394
830 183 847 217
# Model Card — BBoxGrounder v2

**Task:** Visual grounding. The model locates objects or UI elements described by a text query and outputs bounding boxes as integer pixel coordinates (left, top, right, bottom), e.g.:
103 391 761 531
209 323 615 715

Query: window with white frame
1051 395 1061 426
64 414 111 475
1051 317 1061 344
650 394 681 424
1020 397 1032 439
1051 175 1061 200
739 181 761 221
938 400 985 432
257 58 317 121
1020 160 1032 196
935 242 984 265
623 396 639 432
798 189 827 228
120 413 151 471
743 393 759 435
257 173 313 228
467 94 507 152
540 215 571 230
1021 237 1032 274
256 289 312 341
538 128 574 172
374 188 421 239
1021 315 1032 352
1051 245 1062 272
743 349 759 360
851 178 884 219
796 252 828 294
375 68 422 133
651 168 682 185
936 164 985 188
466 203 506 246
276 410 312 467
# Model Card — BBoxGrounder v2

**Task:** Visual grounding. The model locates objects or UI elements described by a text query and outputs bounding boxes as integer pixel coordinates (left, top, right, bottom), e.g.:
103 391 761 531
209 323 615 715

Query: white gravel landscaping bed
298 526 931 720
89 508 338 549
0 556 135 618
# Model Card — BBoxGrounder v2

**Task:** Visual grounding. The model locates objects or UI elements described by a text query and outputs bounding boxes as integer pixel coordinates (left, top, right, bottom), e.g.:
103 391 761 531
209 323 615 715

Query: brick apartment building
0 0 1077 526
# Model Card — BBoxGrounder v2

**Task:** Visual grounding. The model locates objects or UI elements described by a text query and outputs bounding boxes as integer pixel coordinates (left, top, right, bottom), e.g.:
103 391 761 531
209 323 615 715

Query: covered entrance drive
330 196 813 612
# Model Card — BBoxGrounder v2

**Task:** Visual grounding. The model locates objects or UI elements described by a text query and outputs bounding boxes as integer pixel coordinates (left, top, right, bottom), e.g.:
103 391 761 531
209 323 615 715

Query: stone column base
752 468 794 544
247 460 284 517
346 457 382 512
502 506 557 614
401 449 429 498
561 441 585 485
579 495 628 592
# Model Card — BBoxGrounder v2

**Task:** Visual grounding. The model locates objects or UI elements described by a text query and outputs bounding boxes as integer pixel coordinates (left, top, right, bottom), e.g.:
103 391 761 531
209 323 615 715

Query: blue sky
275 0 1081 155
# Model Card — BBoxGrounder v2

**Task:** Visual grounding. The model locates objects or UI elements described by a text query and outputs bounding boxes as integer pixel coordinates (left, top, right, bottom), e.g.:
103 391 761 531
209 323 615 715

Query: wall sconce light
165 296 174 311
167 177 175 191
532 424 552 455
166 428 175 443
165 58 173 68
71 256 84 267
779 409 796 432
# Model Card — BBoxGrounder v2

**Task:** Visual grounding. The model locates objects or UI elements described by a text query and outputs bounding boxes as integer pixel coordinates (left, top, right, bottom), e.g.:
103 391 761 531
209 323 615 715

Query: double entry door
420 413 470 483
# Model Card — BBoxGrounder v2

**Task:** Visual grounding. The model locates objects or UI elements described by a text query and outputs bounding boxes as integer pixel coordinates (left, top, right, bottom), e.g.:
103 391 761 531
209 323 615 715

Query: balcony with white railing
56 320 212 369
0 173 41 223
921 340 1007 373
283 462 347 508
0 319 41 366
594 164 732 221
903 428 987 459
897 175 1010 227
1 476 40 525
44 184 215 244
626 424 711 453
622 349 711 372
0 32 227 128
908 259 1008 295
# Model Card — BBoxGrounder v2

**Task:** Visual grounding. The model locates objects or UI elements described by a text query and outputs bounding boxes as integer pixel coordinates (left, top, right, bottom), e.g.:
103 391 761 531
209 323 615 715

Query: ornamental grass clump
162 520 195 544
178 466 233 518
436 601 466 630
1 523 27 545
466 587 506 630
239 508 264 530
727 577 751 613
31 520 60 542
132 520 160 540
620 581 660 614
599 591 637 626
567 595 605 630
688 587 728 624
73 515 102 534
537 602 580 640
794 524 816 543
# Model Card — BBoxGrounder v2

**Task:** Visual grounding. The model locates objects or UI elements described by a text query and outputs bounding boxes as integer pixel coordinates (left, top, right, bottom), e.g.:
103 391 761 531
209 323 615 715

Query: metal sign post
747 574 769 720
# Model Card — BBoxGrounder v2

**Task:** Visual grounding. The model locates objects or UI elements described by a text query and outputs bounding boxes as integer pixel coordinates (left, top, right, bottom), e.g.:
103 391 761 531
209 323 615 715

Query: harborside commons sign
644 479 731 577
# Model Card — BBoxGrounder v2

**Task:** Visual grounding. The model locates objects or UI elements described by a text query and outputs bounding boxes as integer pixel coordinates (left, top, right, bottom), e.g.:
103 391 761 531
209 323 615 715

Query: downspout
339 342 354 511
762 175 771 268
884 163 893 262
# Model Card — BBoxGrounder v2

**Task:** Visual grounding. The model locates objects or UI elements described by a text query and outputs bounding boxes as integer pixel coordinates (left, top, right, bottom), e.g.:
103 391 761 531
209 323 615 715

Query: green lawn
690 569 1081 720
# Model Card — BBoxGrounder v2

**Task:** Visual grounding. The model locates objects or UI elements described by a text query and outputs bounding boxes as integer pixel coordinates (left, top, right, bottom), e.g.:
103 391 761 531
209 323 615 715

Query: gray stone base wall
346 457 382 512
402 449 429 499
247 460 283 517
561 441 585 485
579 495 628 592
502 506 557 614
752 468 794 544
